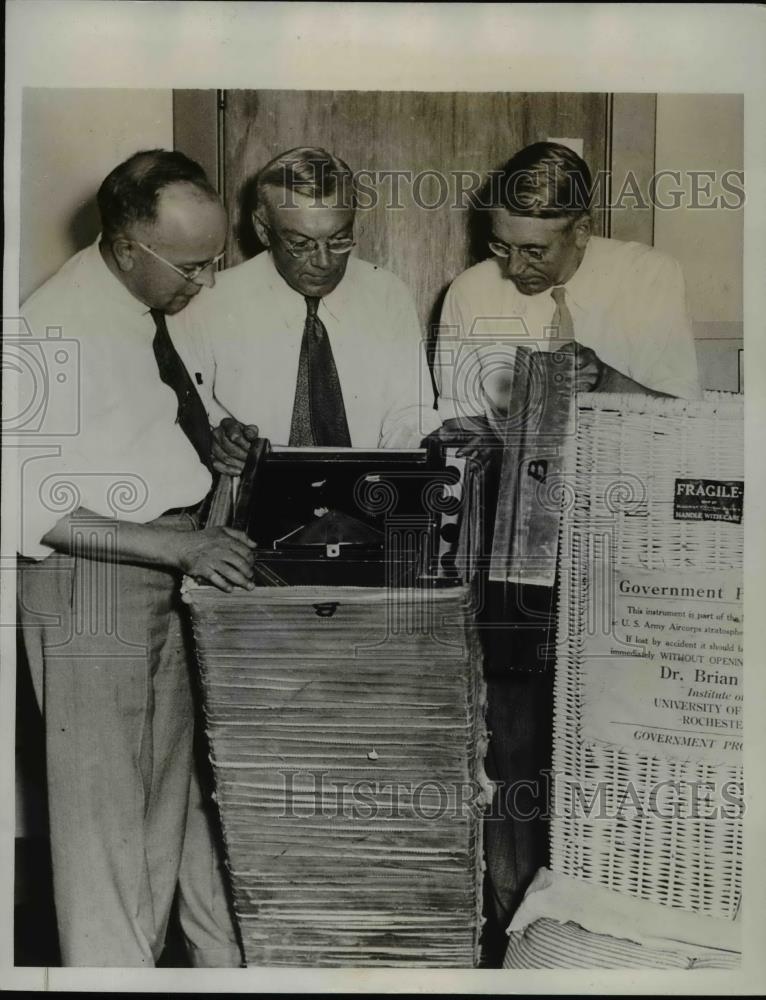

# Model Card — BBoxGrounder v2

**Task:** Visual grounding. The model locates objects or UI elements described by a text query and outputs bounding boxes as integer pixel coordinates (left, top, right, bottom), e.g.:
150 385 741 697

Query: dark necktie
150 308 213 467
289 296 352 447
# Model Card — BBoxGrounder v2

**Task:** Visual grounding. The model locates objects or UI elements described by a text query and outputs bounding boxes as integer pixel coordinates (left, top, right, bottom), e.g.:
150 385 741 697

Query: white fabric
19 240 212 559
434 236 703 425
503 917 740 969
508 867 741 957
170 251 441 448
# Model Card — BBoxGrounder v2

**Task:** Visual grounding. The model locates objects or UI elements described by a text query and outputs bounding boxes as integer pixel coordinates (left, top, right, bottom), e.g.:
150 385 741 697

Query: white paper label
580 566 743 764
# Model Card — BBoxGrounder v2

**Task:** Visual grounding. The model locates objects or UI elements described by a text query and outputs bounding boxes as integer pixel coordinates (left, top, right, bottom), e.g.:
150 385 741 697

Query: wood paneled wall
221 90 608 333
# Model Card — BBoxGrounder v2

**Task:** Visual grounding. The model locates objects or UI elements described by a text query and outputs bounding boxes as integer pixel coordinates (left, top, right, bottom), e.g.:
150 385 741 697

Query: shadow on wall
424 173 495 383
21 191 103 302
68 197 102 256
467 173 495 266
235 174 267 261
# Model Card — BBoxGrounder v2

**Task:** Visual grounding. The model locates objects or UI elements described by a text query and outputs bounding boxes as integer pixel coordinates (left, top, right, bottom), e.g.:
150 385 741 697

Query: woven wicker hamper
183 451 490 968
504 391 743 968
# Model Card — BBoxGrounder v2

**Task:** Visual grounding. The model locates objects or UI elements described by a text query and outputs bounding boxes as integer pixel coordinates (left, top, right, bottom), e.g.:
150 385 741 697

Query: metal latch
313 602 339 618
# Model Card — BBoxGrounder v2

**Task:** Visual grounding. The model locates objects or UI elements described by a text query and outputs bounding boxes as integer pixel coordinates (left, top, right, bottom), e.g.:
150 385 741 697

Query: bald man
18 150 252 966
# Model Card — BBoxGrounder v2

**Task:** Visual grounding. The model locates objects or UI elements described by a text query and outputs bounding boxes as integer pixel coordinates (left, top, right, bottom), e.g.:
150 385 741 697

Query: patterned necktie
289 296 352 447
150 308 213 467
550 285 576 341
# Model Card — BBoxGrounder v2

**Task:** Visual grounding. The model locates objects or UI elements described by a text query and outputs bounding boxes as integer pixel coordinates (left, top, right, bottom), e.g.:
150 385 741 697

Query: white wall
654 94 744 391
20 88 173 302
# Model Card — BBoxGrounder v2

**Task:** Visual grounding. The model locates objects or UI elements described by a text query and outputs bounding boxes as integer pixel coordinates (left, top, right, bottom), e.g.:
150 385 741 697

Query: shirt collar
263 249 349 322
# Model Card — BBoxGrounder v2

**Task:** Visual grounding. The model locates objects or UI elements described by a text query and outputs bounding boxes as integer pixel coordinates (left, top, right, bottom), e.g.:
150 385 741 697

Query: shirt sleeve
19 286 212 560
377 275 441 448
619 253 703 400
433 279 498 424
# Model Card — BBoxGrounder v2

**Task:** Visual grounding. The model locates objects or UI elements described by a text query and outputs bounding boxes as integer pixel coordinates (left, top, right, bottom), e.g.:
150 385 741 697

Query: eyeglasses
488 219 576 264
488 240 548 264
262 224 355 259
136 242 225 283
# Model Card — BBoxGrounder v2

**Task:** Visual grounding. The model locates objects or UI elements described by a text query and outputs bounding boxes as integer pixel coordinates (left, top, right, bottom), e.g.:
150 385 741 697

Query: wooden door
220 90 609 333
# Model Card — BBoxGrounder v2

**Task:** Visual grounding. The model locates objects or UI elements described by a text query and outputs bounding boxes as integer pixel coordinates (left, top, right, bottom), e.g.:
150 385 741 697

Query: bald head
137 182 225 251
105 177 227 314
98 149 219 239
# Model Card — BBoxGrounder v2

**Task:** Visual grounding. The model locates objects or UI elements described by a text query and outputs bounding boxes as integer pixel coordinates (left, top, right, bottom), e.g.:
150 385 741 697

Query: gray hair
253 146 355 213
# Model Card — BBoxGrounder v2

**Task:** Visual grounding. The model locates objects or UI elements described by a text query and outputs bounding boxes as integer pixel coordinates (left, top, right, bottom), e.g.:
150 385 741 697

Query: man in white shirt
17 150 254 966
170 146 440 473
432 142 702 964
435 142 701 431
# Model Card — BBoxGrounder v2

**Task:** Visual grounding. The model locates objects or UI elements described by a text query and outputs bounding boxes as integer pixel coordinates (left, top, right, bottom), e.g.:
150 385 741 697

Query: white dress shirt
435 236 703 424
170 252 441 448
18 240 212 559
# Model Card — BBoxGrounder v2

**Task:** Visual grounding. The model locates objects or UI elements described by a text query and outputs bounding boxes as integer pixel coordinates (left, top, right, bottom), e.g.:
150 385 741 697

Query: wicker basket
550 391 743 920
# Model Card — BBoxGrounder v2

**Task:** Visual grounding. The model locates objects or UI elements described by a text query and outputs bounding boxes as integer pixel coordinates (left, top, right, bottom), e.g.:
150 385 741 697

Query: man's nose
505 249 527 278
311 243 332 269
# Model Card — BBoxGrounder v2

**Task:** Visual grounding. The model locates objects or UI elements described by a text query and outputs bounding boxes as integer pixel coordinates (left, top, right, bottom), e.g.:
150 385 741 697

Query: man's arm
598 251 702 400
595 361 673 397
378 276 441 448
42 508 256 592
433 283 480 425
559 341 674 398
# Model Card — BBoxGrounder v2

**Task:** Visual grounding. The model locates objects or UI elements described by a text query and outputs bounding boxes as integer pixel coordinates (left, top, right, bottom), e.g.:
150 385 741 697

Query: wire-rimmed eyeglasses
262 223 355 260
136 241 225 283
487 240 548 264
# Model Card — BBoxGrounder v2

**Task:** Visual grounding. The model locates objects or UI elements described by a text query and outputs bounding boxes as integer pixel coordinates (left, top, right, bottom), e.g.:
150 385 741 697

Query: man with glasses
171 146 440 471
135 239 226 293
435 141 701 429
18 150 251 966
432 141 702 965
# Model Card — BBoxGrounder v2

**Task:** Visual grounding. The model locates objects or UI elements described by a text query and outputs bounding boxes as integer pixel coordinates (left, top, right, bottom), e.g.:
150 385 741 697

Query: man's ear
111 237 136 273
573 214 592 250
252 212 270 247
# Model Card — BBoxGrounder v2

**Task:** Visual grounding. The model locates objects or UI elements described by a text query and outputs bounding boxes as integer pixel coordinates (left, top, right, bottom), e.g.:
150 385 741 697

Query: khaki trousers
17 520 241 967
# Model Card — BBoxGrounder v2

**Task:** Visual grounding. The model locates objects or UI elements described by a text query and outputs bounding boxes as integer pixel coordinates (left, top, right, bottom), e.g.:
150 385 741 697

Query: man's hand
554 341 603 392
42 509 257 591
212 418 260 475
422 416 503 470
175 526 257 592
